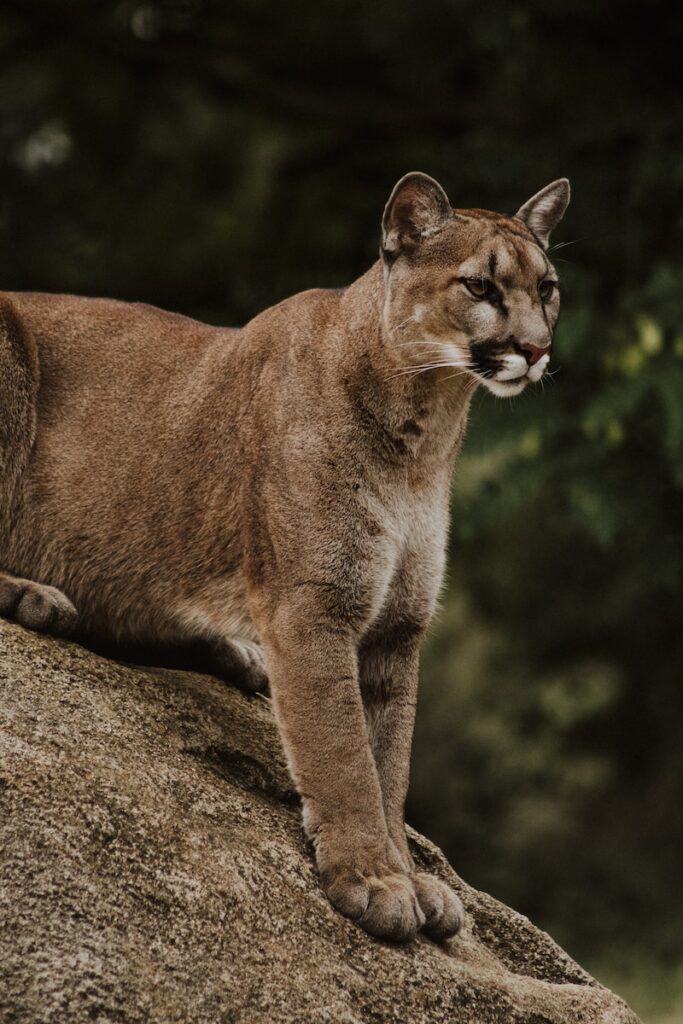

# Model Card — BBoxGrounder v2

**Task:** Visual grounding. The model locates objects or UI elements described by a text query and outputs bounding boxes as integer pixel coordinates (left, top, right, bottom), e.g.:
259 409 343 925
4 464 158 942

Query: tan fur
0 173 568 941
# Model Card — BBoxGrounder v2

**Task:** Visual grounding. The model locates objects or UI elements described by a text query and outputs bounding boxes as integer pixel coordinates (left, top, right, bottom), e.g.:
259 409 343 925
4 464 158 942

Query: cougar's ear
381 172 452 262
515 178 571 248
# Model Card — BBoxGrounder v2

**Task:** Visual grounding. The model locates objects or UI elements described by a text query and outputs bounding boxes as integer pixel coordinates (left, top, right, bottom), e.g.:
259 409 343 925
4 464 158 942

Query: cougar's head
380 172 570 396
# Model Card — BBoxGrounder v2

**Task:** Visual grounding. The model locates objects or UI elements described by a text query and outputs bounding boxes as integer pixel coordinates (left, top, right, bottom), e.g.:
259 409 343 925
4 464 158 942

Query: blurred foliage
0 1 681 1017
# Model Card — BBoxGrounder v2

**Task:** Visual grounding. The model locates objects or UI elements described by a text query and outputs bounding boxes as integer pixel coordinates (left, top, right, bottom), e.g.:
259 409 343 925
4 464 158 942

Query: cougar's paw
412 872 465 942
212 638 269 695
323 862 425 943
0 574 78 637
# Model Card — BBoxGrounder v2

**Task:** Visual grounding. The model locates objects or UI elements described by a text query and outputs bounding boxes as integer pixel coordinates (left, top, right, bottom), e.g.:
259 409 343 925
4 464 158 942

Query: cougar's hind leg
0 295 39 531
0 303 71 637
0 572 79 637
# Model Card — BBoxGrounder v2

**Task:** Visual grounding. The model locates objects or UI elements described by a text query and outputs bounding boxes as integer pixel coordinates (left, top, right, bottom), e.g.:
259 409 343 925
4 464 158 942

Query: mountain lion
0 172 569 942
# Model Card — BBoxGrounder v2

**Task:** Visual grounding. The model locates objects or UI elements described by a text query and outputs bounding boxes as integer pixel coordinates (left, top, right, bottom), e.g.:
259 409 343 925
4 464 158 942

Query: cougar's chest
360 473 449 633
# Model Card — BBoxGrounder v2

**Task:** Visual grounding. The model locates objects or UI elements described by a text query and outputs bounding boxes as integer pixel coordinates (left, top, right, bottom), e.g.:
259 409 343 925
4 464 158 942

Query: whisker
393 347 451 357
548 238 582 253
438 369 471 384
393 314 418 332
394 339 456 347
386 364 457 380
385 360 472 382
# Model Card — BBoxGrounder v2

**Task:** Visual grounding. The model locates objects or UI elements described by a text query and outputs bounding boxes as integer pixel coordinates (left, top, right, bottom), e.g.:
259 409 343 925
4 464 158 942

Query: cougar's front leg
360 631 420 867
258 599 425 942
360 630 464 941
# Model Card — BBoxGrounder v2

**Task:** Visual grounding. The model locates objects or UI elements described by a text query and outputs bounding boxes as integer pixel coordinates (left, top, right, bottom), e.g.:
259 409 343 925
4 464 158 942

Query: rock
0 619 639 1024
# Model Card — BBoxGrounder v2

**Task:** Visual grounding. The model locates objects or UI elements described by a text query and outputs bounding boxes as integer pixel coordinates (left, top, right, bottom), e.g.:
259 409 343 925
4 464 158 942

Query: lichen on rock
0 620 640 1023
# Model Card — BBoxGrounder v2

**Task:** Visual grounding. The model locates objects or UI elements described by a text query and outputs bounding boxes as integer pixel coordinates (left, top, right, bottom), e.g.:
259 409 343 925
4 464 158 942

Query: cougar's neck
337 262 476 467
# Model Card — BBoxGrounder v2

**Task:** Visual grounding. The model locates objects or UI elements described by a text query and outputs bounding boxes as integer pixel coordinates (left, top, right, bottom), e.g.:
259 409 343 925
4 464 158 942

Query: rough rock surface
0 619 639 1024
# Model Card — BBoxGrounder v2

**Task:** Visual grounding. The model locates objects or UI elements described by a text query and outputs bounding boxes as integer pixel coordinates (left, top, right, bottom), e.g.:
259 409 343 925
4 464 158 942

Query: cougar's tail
0 295 38 534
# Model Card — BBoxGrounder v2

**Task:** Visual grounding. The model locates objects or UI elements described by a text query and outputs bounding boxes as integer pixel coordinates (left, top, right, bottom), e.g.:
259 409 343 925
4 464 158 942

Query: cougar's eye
464 277 491 300
539 279 556 302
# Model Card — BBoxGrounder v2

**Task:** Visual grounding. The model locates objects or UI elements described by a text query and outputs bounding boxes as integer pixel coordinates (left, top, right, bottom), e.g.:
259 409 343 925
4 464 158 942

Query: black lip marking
469 337 508 378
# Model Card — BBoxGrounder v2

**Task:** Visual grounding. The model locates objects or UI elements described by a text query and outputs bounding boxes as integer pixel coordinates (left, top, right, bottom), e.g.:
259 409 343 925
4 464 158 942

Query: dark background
0 2 681 1018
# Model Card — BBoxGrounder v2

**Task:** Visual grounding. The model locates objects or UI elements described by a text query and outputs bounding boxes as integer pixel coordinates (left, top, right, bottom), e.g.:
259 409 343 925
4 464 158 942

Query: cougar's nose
512 340 550 366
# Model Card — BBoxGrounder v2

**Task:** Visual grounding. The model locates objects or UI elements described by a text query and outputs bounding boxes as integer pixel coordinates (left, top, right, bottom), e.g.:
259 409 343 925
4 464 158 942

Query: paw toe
237 660 269 694
16 584 78 636
0 578 22 616
359 875 424 943
324 868 370 920
413 873 464 941
213 640 269 694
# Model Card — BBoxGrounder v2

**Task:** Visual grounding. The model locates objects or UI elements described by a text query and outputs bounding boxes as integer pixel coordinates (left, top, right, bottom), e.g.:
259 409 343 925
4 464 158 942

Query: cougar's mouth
480 375 529 398
469 342 550 397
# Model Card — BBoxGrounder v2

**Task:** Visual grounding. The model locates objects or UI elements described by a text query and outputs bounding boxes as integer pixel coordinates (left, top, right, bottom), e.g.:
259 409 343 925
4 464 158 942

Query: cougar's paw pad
413 872 464 941
324 867 425 943
16 581 78 636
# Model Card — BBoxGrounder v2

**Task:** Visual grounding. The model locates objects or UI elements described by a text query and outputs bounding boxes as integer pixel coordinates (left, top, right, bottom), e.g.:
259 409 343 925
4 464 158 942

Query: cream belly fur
0 171 569 943
174 579 261 650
